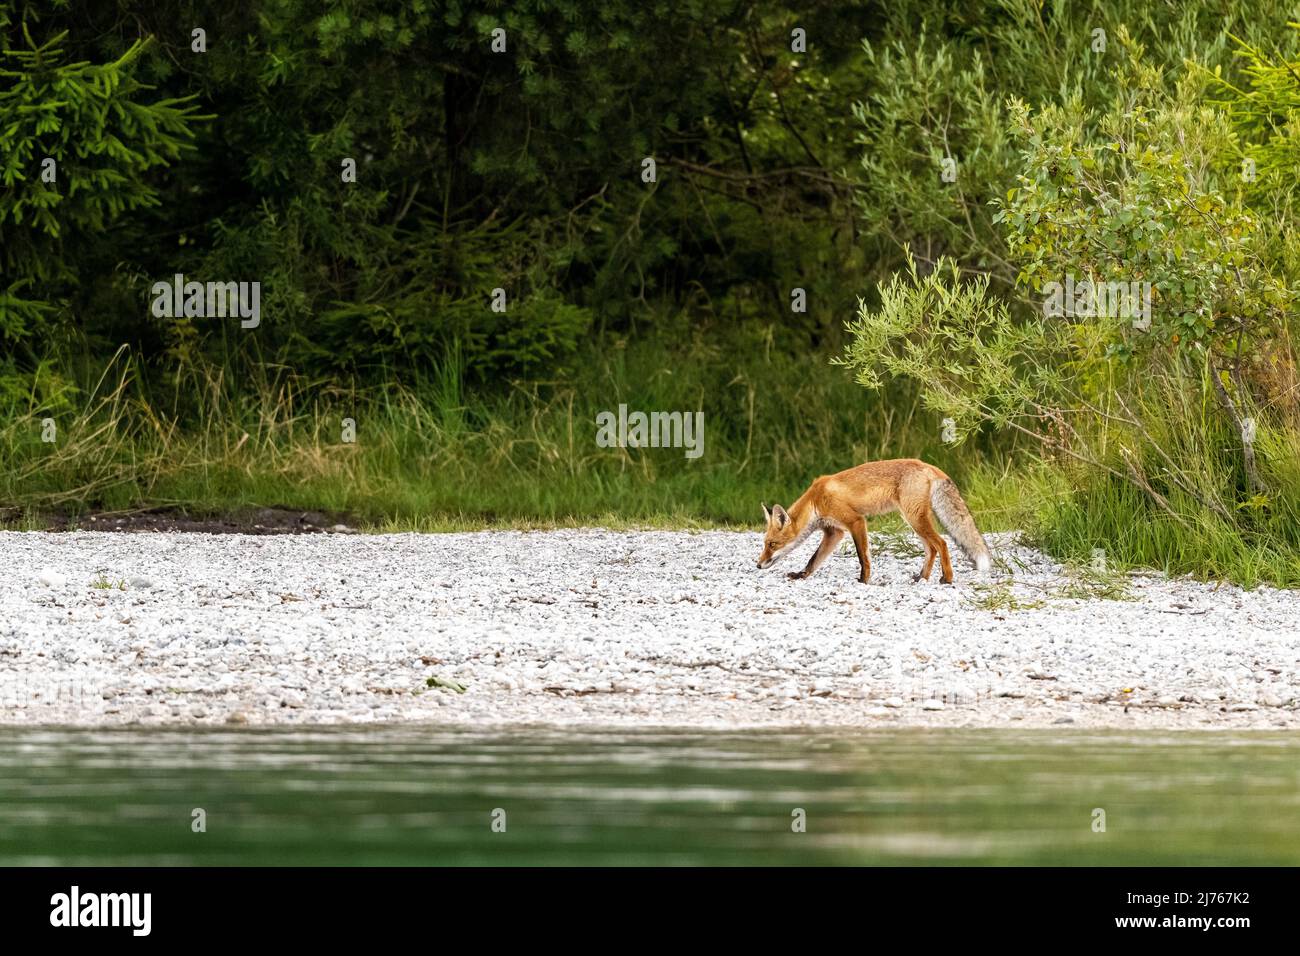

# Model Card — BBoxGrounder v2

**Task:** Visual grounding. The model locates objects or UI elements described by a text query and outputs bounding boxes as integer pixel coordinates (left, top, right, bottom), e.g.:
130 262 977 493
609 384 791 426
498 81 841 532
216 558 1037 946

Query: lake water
1 727 1297 865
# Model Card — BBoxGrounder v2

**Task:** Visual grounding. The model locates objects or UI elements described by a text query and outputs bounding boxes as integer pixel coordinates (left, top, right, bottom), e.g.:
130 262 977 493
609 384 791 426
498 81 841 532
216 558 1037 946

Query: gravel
2 528 1297 728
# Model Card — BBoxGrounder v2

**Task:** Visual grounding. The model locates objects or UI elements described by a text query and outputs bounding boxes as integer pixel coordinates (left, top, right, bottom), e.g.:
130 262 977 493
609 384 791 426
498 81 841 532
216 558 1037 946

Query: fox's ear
772 504 789 528
761 502 771 524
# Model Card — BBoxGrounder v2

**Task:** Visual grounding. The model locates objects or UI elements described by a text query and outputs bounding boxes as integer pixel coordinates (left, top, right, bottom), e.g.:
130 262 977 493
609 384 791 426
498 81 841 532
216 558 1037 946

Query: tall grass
7 327 1300 588
1007 362 1300 588
1032 426 1300 589
0 326 1016 531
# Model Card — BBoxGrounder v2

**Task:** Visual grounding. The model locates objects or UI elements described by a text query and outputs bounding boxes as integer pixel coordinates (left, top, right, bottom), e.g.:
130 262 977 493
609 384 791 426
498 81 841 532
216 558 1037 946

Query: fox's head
757 503 797 569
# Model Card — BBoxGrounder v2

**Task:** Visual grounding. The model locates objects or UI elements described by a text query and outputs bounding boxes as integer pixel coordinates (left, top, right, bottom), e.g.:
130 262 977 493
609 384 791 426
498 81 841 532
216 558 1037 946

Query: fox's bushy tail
930 479 992 572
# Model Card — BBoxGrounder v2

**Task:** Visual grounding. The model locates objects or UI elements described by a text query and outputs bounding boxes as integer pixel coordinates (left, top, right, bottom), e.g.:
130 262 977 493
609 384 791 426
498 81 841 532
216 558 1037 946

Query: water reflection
0 727 1296 865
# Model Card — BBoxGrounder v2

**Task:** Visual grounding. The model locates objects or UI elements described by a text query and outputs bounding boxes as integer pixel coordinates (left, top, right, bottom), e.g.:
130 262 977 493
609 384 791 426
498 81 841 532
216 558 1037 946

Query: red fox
757 458 991 584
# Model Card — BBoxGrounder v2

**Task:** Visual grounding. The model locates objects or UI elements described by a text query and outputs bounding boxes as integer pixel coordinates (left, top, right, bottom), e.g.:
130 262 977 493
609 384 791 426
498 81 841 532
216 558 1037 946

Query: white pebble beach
3 528 1297 728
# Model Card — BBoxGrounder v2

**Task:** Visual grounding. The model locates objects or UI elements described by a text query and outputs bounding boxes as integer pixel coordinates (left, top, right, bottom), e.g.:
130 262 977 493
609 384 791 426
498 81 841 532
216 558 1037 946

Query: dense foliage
2 0 881 393
842 14 1300 575
4 0 1300 582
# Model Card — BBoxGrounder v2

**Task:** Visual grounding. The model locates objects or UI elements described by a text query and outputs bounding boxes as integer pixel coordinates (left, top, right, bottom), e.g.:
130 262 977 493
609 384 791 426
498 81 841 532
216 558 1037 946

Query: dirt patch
3 506 358 535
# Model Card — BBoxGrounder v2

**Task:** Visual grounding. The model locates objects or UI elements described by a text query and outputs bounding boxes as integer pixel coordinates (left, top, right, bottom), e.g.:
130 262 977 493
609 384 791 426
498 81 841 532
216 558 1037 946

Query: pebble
37 568 67 589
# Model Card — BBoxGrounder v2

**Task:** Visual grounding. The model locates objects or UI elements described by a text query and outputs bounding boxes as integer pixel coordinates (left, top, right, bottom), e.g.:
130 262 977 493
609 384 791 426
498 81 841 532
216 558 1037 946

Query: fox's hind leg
915 540 936 582
788 527 844 580
903 506 953 584
935 536 953 583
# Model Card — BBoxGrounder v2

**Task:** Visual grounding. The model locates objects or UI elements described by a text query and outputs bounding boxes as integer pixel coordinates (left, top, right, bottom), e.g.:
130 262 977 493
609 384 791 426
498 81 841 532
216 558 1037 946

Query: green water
0 727 1297 865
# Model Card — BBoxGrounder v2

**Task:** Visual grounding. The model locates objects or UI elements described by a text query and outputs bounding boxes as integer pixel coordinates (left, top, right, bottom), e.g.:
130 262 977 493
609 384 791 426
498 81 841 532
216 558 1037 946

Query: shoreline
3 529 1297 729
2 695 1295 731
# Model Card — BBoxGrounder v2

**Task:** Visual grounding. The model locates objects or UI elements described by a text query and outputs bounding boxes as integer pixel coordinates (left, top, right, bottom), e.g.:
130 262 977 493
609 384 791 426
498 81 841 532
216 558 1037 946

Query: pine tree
1 25 199 365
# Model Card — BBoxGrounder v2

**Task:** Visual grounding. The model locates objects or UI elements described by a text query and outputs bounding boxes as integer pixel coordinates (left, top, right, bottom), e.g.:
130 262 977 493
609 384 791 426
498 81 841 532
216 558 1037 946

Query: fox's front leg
847 518 871 583
788 528 844 580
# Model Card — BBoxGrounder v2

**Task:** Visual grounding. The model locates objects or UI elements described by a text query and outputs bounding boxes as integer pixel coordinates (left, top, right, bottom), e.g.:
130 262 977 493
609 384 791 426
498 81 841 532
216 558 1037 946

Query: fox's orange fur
757 458 991 584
